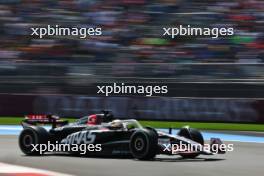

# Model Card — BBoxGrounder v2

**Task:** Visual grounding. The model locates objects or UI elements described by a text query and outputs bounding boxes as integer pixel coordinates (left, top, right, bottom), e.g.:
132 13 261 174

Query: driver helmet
109 119 124 129
87 114 102 125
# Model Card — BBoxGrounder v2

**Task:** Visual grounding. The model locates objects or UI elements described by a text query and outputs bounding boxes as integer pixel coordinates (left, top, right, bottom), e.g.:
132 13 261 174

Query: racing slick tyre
177 127 204 159
19 127 49 155
129 129 158 160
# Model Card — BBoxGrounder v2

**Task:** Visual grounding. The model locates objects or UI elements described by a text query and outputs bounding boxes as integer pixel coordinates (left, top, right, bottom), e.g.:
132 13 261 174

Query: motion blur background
0 0 264 122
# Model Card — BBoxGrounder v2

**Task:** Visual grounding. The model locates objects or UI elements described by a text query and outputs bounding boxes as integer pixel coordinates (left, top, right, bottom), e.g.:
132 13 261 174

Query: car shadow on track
22 153 225 162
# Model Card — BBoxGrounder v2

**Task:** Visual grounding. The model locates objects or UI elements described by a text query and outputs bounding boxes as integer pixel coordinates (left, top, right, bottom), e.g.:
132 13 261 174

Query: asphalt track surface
0 135 263 176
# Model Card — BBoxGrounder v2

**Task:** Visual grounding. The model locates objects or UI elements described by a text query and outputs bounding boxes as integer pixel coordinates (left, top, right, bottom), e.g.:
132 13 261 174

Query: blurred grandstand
0 0 264 95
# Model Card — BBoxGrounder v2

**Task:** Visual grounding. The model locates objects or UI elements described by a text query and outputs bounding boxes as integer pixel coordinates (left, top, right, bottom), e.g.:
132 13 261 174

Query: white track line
0 162 73 176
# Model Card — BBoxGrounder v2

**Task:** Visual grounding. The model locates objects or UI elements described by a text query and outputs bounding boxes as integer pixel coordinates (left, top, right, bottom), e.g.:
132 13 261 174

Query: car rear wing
22 114 68 128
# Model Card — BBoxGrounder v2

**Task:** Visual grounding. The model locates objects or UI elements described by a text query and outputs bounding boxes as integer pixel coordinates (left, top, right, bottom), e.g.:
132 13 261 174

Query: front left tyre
177 127 204 159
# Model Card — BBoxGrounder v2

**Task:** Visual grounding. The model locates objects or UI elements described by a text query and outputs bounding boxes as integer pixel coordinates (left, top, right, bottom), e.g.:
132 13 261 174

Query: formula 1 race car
19 112 226 160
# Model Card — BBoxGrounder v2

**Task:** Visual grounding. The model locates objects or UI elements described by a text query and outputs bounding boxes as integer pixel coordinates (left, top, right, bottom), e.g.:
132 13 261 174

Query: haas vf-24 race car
19 113 225 160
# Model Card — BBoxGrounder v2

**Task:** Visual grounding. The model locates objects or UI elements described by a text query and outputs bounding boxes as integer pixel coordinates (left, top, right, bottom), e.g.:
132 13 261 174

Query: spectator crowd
0 0 264 94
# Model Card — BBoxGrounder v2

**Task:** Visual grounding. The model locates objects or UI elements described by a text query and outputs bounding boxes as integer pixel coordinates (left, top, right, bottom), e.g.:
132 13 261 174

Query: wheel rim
23 134 33 147
134 137 144 151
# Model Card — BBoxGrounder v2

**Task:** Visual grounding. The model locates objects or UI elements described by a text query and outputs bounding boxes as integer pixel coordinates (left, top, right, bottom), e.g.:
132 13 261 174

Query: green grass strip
140 121 264 131
0 117 263 131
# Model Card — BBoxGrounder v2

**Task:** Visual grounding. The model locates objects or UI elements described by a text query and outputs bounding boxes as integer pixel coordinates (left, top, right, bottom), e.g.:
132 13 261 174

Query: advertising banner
0 94 263 123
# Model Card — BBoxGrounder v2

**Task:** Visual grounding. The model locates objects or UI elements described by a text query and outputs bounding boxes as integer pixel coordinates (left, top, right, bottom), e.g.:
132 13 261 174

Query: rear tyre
19 127 49 155
177 127 204 158
129 129 158 160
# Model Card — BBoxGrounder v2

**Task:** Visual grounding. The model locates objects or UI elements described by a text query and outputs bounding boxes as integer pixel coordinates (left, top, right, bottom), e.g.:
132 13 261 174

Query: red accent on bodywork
25 115 48 120
87 114 102 125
